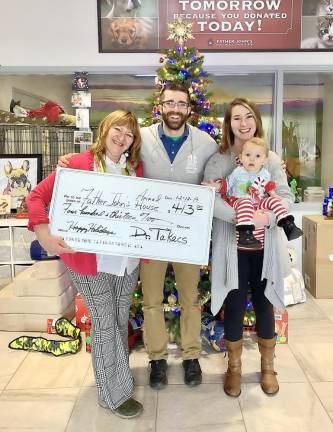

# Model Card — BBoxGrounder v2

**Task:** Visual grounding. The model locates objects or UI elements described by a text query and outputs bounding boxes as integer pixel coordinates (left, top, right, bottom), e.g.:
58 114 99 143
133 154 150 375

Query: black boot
236 225 262 249
182 359 202 386
277 215 303 241
149 359 168 390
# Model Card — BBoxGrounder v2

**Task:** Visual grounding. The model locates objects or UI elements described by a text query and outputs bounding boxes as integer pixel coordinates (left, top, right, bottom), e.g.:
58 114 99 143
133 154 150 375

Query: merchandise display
322 187 333 217
303 186 325 202
0 261 76 331
0 218 36 282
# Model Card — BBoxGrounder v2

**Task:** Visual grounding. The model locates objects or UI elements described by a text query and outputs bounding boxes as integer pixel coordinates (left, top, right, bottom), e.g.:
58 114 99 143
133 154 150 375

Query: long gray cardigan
204 150 293 315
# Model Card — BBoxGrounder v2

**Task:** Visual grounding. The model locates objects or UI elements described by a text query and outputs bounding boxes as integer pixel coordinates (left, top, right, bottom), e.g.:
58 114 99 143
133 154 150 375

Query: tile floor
1 291 333 431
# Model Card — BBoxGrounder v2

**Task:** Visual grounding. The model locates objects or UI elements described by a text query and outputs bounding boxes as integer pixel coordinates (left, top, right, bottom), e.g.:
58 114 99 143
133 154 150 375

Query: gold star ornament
167 18 194 46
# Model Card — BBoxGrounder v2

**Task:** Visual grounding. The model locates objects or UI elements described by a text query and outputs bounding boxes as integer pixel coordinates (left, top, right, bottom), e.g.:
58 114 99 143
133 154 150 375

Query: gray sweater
140 123 218 184
204 150 293 314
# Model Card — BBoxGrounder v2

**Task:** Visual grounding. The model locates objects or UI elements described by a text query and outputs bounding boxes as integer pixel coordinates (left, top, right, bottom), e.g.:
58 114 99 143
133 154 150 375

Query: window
210 73 275 148
282 73 330 191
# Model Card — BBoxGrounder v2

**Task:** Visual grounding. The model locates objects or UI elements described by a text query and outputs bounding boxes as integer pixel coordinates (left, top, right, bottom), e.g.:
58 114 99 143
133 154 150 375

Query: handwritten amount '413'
168 203 203 215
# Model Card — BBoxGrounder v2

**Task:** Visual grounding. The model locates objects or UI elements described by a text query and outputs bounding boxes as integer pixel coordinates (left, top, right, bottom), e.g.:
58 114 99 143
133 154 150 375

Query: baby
219 137 303 249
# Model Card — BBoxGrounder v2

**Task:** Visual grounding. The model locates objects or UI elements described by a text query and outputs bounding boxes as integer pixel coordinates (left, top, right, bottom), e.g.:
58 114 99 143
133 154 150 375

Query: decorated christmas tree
131 18 220 347
130 20 275 351
141 18 222 146
130 263 212 347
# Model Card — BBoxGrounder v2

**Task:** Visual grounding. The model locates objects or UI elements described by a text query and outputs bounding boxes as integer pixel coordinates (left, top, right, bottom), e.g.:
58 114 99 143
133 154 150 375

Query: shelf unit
0 218 35 286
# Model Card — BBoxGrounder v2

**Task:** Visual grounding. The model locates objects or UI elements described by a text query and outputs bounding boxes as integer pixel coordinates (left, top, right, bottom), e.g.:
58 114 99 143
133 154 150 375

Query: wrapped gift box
274 309 288 344
75 293 91 332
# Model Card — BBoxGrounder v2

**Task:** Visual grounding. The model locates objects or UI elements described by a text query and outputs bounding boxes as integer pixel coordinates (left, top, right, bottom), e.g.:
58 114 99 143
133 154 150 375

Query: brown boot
224 339 242 397
257 337 279 395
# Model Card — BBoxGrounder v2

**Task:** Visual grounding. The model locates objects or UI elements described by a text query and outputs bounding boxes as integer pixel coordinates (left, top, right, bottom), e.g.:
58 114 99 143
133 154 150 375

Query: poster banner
161 0 302 50
49 169 215 265
97 0 333 52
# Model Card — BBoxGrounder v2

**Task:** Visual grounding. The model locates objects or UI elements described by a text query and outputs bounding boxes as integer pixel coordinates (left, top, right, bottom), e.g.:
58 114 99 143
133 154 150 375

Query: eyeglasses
111 126 135 142
161 100 190 110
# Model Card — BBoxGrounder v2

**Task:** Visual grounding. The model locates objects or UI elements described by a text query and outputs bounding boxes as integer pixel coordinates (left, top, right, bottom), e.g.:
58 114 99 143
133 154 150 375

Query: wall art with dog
0 155 42 212
98 0 159 52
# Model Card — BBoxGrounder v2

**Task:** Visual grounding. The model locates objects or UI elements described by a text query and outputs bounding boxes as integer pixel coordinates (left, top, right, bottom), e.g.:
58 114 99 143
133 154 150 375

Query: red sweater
27 150 143 275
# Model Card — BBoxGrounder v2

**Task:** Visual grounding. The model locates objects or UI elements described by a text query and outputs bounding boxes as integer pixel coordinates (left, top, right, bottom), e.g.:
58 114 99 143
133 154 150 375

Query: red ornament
203 101 211 110
159 57 165 63
152 105 160 116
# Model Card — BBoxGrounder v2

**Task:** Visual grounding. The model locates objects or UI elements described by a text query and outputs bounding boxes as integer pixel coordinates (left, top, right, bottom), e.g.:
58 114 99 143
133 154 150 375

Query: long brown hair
91 110 141 168
220 98 264 154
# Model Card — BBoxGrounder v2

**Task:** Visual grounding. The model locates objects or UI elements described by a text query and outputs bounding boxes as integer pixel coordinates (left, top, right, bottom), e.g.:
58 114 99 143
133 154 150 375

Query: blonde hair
243 137 269 156
220 97 264 154
91 110 141 169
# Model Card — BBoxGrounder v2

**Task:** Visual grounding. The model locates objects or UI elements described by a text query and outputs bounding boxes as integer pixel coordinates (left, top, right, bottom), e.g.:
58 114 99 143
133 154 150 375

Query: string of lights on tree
141 17 222 146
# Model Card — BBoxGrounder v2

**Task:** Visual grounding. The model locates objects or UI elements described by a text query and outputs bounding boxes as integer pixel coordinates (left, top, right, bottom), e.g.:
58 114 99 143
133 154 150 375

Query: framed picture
73 72 89 91
71 92 92 108
76 109 90 128
74 131 93 152
97 0 159 53
0 154 42 211
74 130 93 145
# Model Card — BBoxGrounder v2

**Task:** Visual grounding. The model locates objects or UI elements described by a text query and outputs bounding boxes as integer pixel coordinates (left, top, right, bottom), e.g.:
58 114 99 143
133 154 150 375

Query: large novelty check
49 169 215 265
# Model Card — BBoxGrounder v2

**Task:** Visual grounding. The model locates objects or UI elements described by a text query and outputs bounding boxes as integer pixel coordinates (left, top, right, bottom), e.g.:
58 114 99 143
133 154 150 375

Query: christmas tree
141 18 222 146
131 20 270 351
131 18 220 348
130 263 212 347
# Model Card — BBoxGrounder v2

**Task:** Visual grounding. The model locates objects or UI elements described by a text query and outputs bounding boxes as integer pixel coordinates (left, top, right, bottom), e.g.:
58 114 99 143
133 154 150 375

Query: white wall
1 0 333 74
0 75 73 112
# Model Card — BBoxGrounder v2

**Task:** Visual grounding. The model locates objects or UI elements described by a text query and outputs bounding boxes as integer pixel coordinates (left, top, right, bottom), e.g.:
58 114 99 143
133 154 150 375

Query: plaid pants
68 266 139 410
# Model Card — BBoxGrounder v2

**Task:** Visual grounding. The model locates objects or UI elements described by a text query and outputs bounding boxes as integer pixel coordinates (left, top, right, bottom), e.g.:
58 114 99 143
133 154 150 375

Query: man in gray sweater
140 83 218 389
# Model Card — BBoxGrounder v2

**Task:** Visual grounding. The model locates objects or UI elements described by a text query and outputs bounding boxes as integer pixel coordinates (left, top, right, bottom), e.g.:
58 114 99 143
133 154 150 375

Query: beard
161 110 188 131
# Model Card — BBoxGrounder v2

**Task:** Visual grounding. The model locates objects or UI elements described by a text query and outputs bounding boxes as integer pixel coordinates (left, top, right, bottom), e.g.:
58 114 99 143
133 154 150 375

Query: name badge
185 155 198 174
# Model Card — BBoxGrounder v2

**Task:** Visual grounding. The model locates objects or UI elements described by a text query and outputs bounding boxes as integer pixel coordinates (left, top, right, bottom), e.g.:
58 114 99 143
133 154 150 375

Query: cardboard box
302 215 333 298
274 309 288 344
75 293 91 331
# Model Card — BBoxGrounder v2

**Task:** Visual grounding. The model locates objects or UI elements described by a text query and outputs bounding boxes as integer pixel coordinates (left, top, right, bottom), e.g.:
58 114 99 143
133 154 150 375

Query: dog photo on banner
98 0 159 51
